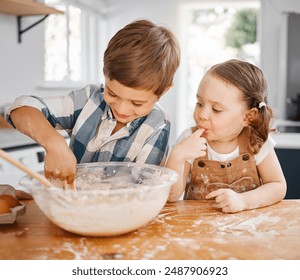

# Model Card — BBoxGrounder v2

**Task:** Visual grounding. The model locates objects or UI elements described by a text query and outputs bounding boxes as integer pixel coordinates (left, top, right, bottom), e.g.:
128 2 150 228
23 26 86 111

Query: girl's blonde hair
103 19 180 97
209 59 274 154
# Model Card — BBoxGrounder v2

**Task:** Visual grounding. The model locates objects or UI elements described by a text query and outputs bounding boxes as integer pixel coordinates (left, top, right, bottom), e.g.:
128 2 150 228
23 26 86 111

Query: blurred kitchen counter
0 116 11 128
273 132 300 149
0 200 299 260
274 119 300 149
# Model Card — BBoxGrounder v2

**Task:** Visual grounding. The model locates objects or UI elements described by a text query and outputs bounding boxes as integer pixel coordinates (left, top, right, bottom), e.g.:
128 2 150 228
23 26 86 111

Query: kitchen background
0 0 300 198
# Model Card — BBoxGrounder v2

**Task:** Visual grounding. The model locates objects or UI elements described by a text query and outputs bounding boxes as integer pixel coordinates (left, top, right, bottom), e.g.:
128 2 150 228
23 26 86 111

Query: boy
6 19 180 184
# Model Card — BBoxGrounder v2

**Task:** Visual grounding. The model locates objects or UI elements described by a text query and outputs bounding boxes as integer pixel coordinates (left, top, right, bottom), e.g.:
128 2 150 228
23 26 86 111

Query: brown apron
184 128 261 200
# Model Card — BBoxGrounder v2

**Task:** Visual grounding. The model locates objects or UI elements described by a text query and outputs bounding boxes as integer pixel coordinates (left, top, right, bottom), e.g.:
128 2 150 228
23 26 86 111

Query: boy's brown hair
103 19 180 97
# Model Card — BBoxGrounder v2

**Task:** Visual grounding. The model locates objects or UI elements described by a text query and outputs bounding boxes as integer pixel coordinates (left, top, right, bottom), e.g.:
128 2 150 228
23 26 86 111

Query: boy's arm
143 127 169 166
206 149 287 213
133 119 170 166
7 85 100 131
9 106 77 183
10 106 65 149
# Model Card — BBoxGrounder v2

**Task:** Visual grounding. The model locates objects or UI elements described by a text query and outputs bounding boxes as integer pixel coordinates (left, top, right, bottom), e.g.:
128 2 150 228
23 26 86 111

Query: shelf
0 0 63 16
0 0 64 43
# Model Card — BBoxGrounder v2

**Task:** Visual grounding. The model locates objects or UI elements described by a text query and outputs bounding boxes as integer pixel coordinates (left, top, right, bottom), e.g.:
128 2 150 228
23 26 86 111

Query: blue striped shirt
7 84 170 166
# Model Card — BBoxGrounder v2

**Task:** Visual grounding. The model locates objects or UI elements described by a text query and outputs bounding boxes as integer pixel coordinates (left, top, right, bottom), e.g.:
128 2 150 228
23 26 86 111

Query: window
43 0 105 87
178 1 260 132
44 0 82 83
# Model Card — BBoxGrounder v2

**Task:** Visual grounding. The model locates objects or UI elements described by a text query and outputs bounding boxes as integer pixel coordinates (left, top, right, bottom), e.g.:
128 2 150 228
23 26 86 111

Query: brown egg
0 199 11 214
0 194 21 208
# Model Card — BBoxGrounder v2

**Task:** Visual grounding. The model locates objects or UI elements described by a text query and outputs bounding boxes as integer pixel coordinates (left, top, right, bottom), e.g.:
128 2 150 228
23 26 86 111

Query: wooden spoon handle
0 148 52 188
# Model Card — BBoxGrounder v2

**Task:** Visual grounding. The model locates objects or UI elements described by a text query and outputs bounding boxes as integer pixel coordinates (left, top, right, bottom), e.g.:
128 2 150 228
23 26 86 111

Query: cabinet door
275 148 300 199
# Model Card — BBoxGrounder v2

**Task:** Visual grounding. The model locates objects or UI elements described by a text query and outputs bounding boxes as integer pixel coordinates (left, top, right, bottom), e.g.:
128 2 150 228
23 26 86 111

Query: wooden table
0 200 300 260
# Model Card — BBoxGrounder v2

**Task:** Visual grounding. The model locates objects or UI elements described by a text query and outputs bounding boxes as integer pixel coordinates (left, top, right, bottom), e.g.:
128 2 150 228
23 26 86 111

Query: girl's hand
166 129 207 202
44 141 77 184
206 189 246 213
174 128 207 161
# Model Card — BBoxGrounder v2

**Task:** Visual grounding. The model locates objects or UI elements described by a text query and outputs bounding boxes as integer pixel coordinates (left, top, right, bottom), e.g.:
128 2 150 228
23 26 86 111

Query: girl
166 59 286 213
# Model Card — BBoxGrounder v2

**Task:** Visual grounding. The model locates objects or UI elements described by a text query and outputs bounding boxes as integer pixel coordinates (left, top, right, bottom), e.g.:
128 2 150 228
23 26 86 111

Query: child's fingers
206 189 223 199
194 128 204 137
216 200 227 209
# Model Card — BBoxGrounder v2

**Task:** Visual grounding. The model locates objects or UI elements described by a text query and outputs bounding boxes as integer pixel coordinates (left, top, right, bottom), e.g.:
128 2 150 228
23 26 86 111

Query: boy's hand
173 128 207 161
44 141 77 184
206 189 246 213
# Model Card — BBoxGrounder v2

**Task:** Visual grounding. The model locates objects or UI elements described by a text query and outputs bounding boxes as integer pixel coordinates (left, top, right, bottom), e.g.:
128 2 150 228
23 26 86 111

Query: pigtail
248 100 274 154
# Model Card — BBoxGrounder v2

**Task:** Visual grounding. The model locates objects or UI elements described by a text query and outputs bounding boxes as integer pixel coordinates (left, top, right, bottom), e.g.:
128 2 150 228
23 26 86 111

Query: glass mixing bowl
19 162 178 236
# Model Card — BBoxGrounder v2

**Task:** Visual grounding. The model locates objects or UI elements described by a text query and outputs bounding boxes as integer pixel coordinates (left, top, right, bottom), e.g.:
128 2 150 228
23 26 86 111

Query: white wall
0 14 45 104
260 0 300 119
1 0 300 144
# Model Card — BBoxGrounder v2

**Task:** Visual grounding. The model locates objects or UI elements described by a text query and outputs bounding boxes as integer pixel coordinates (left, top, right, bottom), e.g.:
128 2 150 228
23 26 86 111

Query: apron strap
238 127 250 155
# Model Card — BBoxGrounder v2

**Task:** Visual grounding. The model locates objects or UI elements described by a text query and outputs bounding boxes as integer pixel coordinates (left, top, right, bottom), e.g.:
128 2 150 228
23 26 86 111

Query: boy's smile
104 78 159 127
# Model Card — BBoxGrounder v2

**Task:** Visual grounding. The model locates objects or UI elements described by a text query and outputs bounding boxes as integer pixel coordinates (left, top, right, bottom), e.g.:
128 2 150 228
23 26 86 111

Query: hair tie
259 102 266 109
